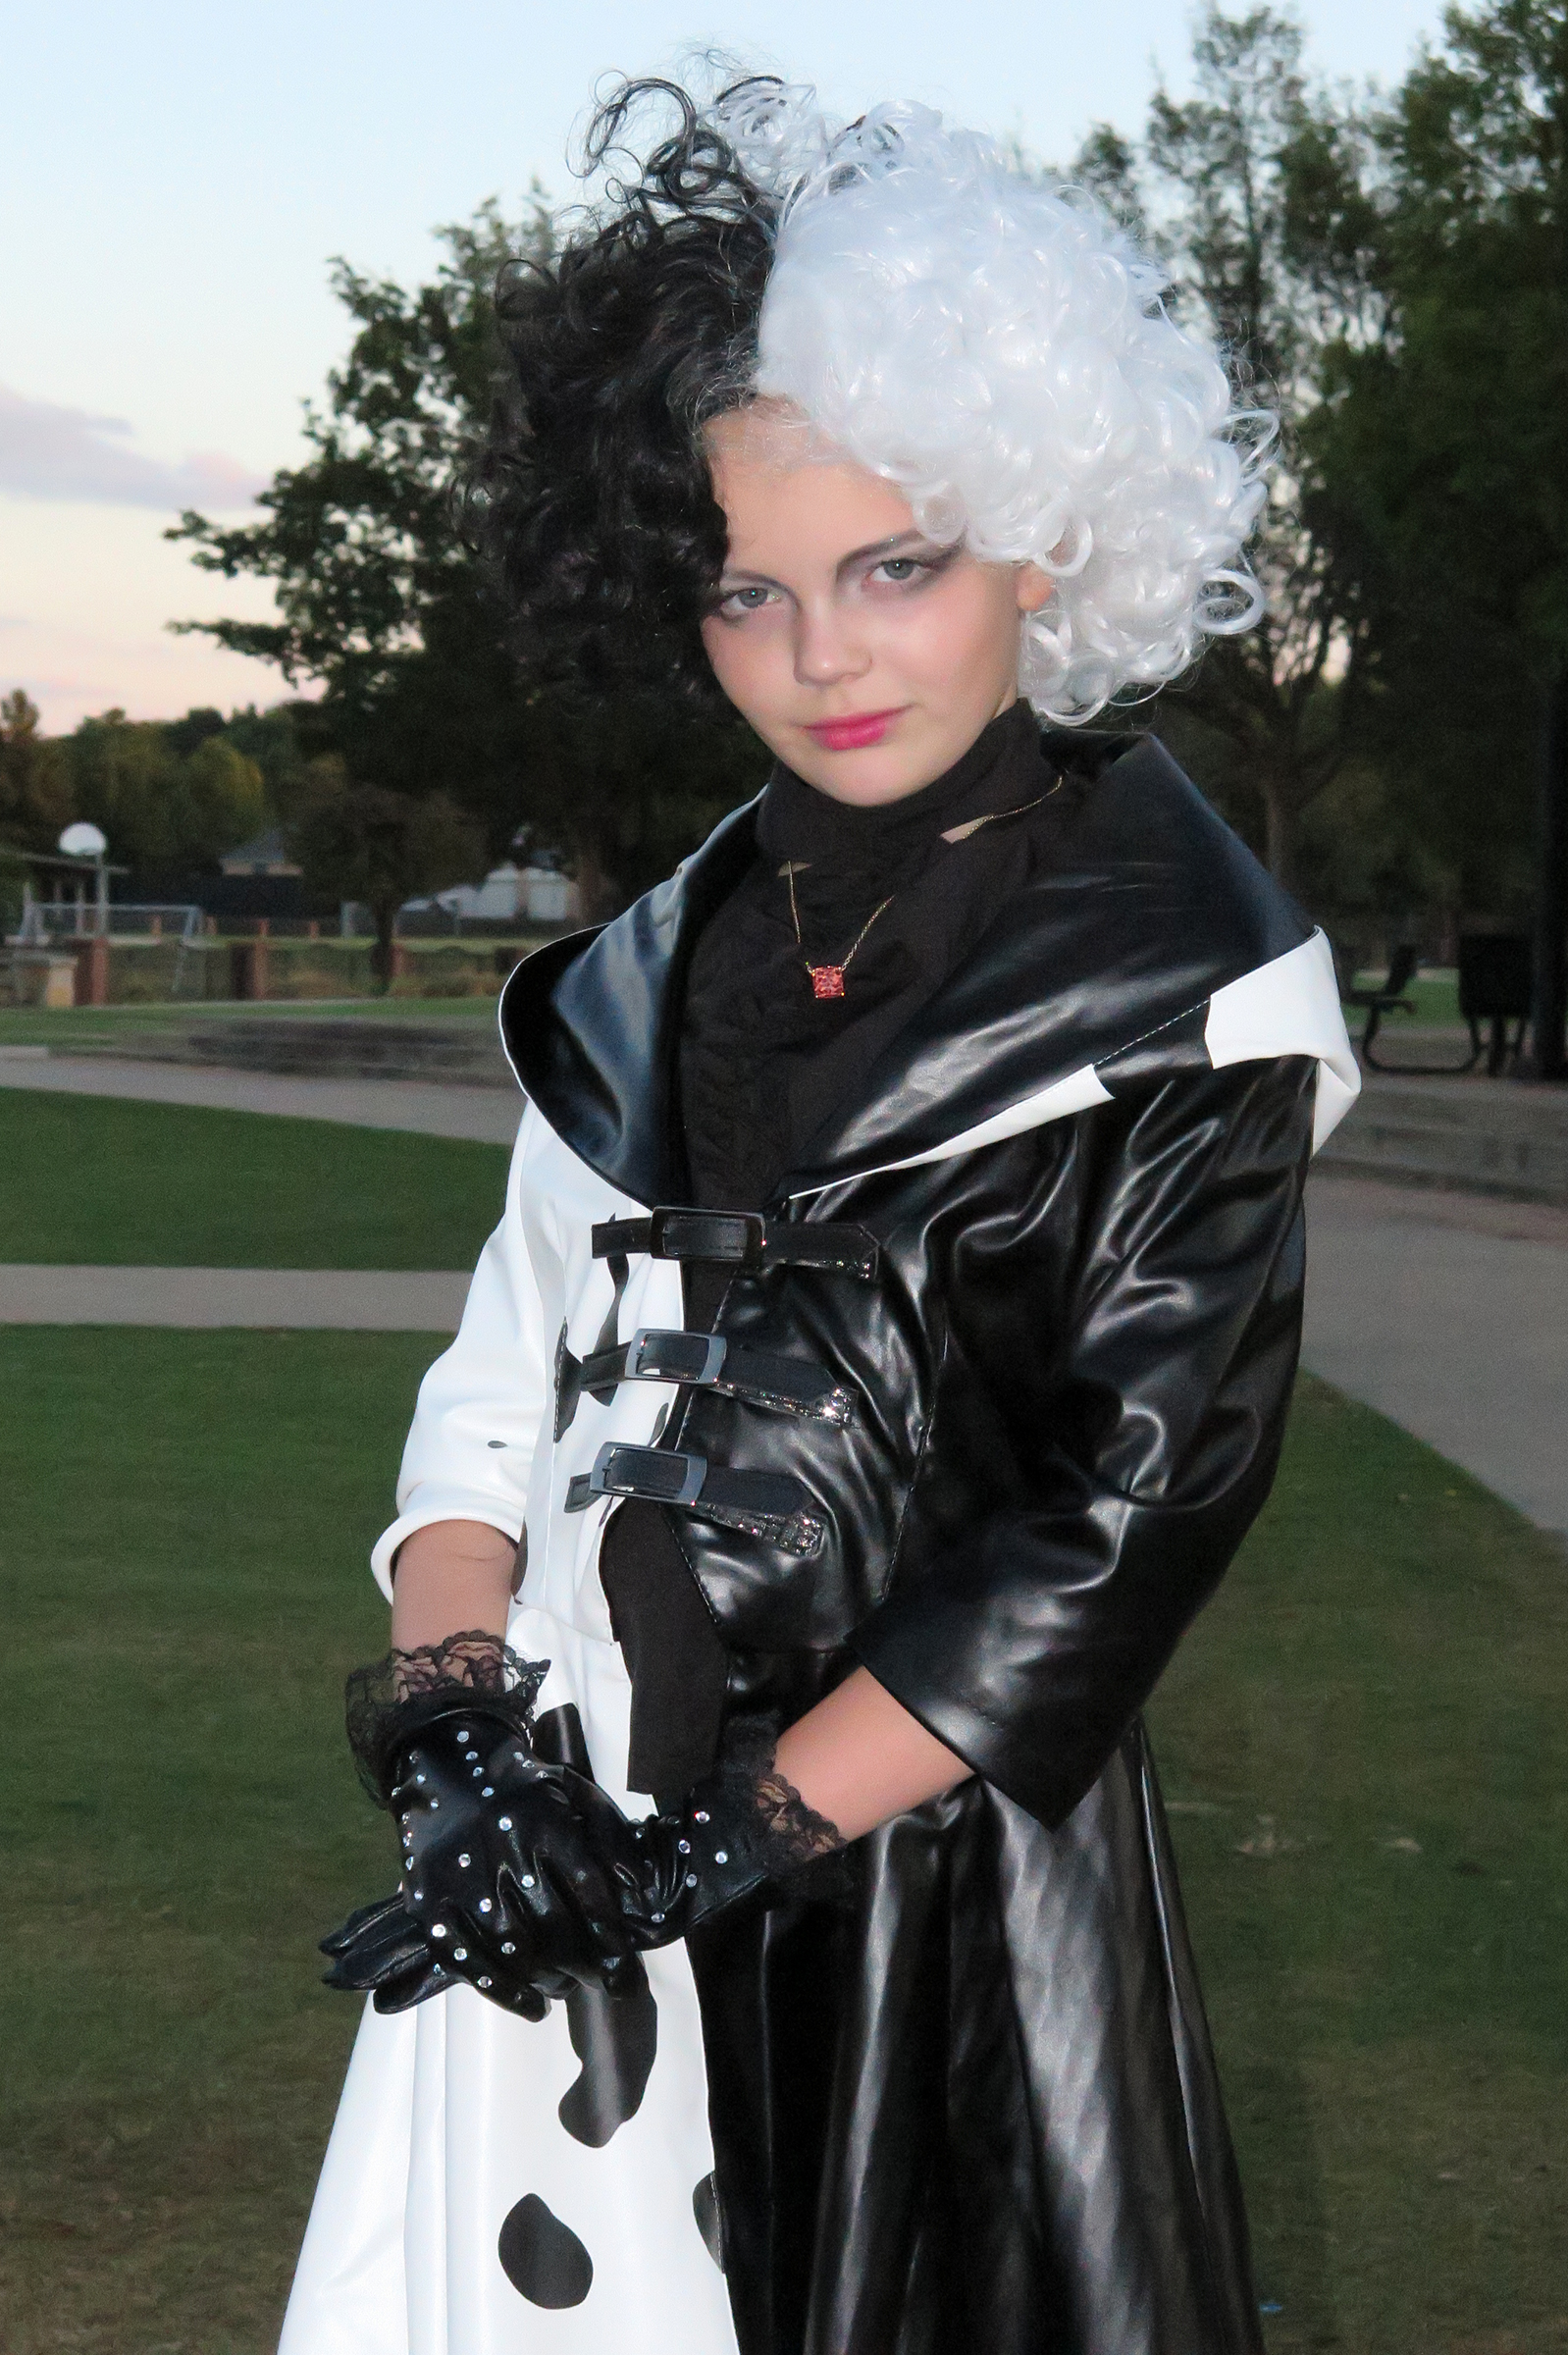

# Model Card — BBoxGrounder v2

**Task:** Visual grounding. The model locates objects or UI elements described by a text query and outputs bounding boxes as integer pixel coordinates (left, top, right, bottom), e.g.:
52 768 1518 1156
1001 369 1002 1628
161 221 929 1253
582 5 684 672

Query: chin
787 734 960 809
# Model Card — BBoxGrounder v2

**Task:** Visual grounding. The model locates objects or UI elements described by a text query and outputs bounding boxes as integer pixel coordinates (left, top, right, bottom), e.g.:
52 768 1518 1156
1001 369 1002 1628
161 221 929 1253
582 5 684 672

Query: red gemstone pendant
808 965 847 1000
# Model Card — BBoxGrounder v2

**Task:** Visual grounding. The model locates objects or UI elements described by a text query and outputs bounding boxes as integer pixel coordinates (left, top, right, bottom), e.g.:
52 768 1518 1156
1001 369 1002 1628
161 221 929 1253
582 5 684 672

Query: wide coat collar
499 732 1326 1209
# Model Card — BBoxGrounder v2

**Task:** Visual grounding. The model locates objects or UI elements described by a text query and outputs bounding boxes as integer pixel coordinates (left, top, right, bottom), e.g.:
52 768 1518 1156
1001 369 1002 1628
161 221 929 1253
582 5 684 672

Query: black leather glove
475 1714 845 1972
321 1637 842 2015
319 1890 554 2017
320 1633 575 2016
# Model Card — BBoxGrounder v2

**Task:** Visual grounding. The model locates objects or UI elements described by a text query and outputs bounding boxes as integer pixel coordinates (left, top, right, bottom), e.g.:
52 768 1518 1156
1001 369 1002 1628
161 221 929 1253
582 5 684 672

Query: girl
283 78 1357 2355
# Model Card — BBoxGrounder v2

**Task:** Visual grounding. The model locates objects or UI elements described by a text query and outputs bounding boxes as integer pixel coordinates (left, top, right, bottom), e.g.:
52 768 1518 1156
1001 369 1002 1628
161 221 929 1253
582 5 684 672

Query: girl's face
701 402 1051 807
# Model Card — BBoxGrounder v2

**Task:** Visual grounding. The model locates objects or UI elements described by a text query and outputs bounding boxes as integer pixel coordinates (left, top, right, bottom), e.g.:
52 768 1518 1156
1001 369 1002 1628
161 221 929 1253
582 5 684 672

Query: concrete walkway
0 1265 469 1331
0 1051 523 1144
3 1052 1564 1535
1302 1174 1568 1535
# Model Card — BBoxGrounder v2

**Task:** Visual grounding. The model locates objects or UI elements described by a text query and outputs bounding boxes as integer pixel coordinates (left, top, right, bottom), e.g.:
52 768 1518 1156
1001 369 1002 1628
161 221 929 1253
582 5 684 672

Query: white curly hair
707 81 1269 723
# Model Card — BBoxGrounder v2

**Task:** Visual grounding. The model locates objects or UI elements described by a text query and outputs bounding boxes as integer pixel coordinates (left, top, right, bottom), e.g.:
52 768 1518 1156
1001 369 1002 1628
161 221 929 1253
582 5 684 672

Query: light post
58 821 110 1005
59 821 109 933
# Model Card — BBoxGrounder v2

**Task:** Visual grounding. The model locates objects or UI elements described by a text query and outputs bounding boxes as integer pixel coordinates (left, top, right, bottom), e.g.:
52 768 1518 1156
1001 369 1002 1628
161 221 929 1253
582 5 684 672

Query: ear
1016 562 1054 615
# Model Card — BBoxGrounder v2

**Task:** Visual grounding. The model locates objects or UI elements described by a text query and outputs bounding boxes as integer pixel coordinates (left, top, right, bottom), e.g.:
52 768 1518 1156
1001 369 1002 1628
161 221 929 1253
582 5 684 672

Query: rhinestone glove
321 1633 576 2016
469 1714 845 1976
321 1638 843 2014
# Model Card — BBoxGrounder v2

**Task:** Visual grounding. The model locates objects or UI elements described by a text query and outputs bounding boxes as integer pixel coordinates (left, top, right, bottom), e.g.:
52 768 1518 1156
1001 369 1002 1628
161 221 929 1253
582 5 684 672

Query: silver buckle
590 1441 708 1507
627 1329 728 1386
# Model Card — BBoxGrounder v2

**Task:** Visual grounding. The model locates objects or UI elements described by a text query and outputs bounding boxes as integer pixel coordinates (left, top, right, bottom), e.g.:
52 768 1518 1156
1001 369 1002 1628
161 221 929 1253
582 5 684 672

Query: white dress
279 1102 742 2354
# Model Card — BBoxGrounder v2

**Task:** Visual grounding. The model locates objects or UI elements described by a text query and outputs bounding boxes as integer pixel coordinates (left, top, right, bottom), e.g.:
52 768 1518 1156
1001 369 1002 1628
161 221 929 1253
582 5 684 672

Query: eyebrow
717 529 943 590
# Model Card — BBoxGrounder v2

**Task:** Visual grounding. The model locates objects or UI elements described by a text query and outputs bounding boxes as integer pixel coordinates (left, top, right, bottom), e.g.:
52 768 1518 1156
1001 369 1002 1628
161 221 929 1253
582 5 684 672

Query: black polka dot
497 2194 593 2308
558 1969 658 2146
693 2172 725 2273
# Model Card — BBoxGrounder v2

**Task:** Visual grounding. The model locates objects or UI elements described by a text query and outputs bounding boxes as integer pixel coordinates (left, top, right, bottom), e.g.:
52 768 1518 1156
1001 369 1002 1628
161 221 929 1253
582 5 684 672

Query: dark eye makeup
709 541 960 617
870 546 956 586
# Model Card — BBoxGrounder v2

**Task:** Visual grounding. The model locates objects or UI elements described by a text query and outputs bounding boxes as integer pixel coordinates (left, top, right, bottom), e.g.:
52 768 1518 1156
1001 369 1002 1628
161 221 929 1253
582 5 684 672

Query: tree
221 701 323 822
1321 0 1568 1065
170 202 552 846
289 758 483 987
164 706 229 759
66 710 267 874
0 689 74 852
1078 9 1386 890
169 200 762 912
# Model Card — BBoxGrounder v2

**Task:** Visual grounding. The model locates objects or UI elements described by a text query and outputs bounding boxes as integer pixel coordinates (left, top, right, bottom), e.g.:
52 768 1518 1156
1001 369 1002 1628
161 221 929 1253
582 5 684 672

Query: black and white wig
477 78 1268 722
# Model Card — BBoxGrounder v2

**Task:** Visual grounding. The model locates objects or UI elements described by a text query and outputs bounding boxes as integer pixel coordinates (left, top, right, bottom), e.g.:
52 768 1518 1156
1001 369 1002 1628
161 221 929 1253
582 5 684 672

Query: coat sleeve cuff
369 1488 526 1603
850 1626 1081 1830
847 1560 1155 1832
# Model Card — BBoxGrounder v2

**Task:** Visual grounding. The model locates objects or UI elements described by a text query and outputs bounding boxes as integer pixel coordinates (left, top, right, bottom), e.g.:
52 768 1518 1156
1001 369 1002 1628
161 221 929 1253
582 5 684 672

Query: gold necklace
940 781 1057 843
787 865 896 999
783 781 1060 1000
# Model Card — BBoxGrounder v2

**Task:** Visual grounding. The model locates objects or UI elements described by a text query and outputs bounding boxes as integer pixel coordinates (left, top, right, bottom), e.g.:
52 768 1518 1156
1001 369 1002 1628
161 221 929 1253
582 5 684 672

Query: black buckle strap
564 1442 825 1557
577 1329 855 1427
591 1207 878 1282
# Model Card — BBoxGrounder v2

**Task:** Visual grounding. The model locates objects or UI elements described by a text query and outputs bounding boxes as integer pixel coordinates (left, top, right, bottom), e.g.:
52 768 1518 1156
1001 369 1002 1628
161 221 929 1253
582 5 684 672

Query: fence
2 933 548 1010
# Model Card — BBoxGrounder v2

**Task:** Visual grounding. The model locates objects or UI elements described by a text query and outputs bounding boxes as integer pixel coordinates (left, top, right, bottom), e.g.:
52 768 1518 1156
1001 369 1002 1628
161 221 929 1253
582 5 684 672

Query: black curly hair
467 78 780 702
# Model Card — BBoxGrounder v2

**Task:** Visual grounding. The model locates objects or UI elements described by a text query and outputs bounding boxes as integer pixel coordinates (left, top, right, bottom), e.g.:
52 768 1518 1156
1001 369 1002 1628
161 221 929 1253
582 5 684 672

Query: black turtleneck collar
756 701 1048 890
675 700 1067 1214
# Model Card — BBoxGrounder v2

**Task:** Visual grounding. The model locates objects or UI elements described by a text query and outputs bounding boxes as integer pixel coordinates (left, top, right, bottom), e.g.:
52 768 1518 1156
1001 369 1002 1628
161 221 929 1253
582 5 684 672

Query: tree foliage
65 711 268 875
173 201 542 701
1310 0 1568 927
157 9 1565 951
2 696 274 876
0 691 74 854
169 200 767 913
1080 7 1387 888
290 759 482 985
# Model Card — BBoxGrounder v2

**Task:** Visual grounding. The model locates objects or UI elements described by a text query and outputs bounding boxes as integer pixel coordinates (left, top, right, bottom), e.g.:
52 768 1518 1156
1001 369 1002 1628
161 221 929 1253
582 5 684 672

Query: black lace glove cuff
589 1716 847 1953
344 1631 549 1808
706 1714 843 1881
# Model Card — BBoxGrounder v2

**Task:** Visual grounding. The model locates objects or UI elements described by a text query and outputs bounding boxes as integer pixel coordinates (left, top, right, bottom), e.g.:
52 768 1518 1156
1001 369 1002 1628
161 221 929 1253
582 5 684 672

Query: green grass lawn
1151 1379 1568 2353
0 1091 509 1266
0 1330 421 2355
0 975 538 1051
1348 969 1462 1029
1 1345 1563 2354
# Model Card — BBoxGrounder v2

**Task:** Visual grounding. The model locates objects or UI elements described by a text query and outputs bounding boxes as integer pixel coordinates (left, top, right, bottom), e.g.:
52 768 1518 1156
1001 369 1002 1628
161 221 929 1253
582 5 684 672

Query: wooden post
73 936 110 1007
229 940 270 1000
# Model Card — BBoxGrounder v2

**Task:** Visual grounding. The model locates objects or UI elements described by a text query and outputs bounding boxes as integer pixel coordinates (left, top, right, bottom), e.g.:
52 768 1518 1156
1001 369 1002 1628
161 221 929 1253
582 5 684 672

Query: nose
792 599 871 690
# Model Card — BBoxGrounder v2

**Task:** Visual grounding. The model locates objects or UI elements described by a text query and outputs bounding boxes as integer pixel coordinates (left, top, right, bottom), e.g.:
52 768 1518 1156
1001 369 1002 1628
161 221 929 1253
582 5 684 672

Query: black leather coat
498 735 1356 2355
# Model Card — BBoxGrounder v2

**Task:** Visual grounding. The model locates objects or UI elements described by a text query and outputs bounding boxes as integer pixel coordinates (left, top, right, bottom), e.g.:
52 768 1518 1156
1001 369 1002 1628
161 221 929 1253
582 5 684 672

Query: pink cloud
0 384 266 513
1 617 311 733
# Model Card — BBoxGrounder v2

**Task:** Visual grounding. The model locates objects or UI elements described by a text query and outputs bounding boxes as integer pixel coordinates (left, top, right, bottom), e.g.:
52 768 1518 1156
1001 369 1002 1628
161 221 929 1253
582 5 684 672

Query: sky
3 0 1456 736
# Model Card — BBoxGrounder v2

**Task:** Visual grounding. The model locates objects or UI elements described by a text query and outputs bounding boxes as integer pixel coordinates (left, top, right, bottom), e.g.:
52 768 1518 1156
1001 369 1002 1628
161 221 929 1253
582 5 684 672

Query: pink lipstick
804 706 906 752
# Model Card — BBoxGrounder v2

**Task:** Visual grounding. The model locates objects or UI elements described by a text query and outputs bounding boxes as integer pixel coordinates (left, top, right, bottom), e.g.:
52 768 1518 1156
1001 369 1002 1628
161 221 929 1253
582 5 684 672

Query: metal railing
9 903 207 995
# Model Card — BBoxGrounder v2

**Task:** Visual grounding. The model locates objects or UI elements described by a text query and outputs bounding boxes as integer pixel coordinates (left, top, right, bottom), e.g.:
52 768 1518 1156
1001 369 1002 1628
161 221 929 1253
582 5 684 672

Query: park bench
1342 944 1419 1068
1342 934 1534 1074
